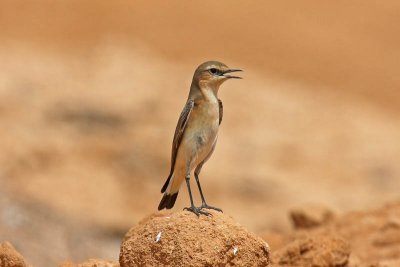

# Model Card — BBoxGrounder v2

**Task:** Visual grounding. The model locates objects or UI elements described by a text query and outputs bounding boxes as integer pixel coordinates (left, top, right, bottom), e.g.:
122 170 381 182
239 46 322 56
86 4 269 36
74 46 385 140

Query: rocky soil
2 202 400 267
120 211 269 267
0 242 30 267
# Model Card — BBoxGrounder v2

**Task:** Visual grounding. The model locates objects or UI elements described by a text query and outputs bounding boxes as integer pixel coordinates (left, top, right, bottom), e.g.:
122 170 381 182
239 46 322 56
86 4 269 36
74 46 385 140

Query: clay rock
0 242 30 267
290 204 335 229
119 210 270 267
272 234 350 267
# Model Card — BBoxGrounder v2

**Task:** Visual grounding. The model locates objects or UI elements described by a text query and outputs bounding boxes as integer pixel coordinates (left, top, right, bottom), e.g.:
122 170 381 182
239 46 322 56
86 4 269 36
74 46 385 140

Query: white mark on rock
155 232 162 243
264 242 270 253
233 246 238 255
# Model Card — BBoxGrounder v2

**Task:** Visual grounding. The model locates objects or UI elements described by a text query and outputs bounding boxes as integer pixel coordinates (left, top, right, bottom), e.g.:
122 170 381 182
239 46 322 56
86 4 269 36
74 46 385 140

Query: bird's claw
183 206 210 216
201 204 223 213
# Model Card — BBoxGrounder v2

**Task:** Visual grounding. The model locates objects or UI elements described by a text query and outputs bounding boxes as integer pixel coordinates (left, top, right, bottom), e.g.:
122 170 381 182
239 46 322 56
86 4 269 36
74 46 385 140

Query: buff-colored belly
175 102 219 173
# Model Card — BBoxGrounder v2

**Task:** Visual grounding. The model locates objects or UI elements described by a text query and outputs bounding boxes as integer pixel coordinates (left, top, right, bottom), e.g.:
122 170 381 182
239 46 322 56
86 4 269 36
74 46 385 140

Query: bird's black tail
161 174 172 193
158 192 179 210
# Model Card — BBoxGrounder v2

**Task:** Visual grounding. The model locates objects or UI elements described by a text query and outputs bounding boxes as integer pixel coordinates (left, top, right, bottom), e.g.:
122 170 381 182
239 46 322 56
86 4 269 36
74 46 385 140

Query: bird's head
192 61 242 90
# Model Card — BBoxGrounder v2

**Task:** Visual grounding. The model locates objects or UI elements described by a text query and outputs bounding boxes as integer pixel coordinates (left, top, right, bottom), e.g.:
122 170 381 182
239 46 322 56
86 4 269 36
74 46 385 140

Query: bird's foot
201 203 223 213
183 206 210 216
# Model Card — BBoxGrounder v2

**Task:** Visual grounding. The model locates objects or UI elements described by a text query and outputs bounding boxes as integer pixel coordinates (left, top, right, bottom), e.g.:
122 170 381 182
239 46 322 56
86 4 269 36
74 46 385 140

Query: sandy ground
0 1 400 266
2 202 400 266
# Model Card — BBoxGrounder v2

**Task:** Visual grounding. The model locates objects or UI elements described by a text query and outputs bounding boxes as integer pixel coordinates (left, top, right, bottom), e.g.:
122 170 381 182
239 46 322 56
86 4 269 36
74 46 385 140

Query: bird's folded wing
218 99 223 125
168 99 195 178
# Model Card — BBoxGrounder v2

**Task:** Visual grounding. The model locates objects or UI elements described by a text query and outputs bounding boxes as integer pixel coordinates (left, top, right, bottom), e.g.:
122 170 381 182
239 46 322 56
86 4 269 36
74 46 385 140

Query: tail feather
159 173 182 210
161 174 172 193
158 192 179 210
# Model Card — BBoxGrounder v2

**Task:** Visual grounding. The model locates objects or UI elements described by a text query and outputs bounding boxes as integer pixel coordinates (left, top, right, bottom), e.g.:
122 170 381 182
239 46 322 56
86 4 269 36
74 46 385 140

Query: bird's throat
189 84 219 103
199 86 219 103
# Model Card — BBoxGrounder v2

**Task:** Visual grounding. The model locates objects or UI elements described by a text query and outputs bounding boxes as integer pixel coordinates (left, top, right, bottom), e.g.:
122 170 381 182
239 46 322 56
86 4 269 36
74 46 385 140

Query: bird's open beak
221 69 243 79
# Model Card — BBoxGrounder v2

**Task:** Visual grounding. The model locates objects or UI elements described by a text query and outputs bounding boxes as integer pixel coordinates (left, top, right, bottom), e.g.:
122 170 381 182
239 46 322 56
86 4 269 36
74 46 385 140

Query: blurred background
1 1 399 266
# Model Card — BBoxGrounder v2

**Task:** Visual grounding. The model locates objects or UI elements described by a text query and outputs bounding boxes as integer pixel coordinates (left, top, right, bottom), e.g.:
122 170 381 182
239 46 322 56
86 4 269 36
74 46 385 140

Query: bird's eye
209 68 218 75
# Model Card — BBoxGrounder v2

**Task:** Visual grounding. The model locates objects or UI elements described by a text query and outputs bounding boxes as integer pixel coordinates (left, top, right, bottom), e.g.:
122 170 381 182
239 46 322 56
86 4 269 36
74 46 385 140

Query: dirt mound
267 201 400 266
119 210 270 267
272 235 350 267
289 204 335 229
0 242 30 267
308 201 400 266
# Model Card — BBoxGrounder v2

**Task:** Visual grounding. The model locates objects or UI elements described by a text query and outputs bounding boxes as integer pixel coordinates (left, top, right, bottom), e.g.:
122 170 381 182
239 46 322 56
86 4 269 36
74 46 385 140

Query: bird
158 61 242 216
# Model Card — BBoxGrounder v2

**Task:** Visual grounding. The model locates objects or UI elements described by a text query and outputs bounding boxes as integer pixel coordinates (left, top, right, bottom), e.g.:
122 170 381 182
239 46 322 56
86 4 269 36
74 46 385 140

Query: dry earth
268 201 400 266
1 1 400 266
120 211 269 266
0 242 30 267
2 202 400 266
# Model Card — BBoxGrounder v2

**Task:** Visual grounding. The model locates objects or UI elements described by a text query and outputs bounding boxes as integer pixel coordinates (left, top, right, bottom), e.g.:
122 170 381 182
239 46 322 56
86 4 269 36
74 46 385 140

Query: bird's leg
194 170 223 213
183 174 209 216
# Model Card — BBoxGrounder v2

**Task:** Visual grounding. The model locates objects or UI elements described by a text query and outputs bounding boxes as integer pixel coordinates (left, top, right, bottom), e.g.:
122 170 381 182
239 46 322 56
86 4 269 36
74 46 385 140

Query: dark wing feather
218 99 223 125
161 99 194 193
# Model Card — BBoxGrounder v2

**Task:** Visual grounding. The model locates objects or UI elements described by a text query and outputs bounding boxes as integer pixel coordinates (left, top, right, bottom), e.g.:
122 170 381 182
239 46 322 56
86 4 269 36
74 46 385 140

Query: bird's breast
184 102 219 155
191 102 219 134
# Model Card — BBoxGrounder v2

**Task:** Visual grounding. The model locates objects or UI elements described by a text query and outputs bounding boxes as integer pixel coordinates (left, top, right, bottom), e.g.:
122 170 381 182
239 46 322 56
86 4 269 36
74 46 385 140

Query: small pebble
233 246 238 255
264 242 270 253
155 232 162 243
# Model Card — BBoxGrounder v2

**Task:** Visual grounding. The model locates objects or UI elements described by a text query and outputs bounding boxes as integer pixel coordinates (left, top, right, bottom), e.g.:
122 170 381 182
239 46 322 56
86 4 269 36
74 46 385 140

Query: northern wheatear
158 61 242 216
